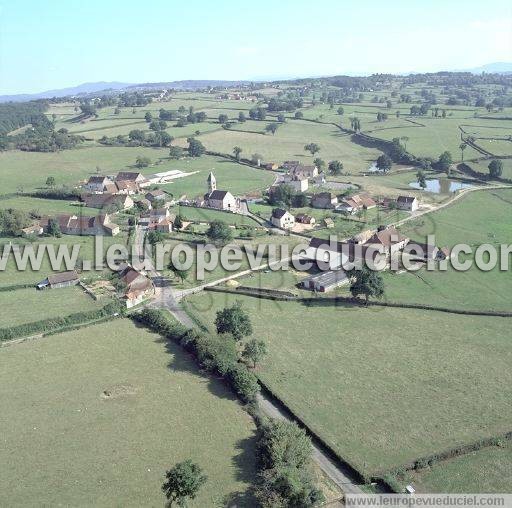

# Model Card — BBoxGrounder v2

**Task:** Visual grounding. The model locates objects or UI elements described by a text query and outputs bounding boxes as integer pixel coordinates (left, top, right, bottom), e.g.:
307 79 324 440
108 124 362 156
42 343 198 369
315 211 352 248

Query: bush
227 364 260 402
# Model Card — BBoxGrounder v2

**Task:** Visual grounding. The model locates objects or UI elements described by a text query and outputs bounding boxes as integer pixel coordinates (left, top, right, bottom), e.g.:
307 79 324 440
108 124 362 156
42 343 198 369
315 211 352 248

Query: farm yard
0 319 257 507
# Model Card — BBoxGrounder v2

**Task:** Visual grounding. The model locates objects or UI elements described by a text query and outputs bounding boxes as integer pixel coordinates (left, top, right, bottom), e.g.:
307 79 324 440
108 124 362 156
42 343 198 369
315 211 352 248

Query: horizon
1 0 511 95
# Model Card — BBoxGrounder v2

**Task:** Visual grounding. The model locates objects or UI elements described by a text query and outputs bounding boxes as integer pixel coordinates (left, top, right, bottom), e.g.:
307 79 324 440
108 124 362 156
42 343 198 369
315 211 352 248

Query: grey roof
208 190 229 200
301 270 349 288
397 195 417 203
47 270 79 285
272 208 288 219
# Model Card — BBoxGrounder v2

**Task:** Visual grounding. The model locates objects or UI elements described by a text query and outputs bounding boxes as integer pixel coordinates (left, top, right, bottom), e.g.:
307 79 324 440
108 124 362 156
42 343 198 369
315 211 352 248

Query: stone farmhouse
271 208 295 229
38 214 120 236
83 193 134 211
337 194 377 214
118 264 155 308
396 195 419 211
311 192 338 209
365 226 409 256
115 171 150 189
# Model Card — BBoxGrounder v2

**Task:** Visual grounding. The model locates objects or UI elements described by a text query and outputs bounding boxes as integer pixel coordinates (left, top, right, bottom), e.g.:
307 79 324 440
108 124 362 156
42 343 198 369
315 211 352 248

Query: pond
409 178 474 194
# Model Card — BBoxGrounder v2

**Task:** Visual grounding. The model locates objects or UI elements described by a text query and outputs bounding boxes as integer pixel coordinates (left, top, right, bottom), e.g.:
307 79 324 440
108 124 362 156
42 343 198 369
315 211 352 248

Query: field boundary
203 287 512 317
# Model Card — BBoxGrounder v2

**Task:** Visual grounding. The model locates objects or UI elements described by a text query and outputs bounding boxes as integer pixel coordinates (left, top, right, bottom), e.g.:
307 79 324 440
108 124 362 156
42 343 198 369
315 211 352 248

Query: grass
409 442 512 493
0 318 256 507
189 119 383 173
185 290 512 477
176 204 260 225
0 195 90 216
0 286 103 327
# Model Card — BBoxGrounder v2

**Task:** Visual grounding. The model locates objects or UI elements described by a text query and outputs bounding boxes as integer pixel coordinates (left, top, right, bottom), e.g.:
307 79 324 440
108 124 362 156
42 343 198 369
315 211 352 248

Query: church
203 172 239 211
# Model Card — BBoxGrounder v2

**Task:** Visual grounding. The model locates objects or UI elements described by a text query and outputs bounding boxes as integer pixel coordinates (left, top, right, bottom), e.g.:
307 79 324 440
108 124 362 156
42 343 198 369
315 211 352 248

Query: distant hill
129 80 254 90
457 62 512 74
0 82 133 103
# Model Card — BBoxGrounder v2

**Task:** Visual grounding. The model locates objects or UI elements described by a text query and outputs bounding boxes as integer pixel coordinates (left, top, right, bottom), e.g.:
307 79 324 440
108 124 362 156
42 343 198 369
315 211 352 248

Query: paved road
133 225 364 495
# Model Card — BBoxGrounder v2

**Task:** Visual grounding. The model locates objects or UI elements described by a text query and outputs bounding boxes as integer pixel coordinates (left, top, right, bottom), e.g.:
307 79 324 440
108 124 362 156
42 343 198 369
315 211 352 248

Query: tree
174 214 183 230
328 160 343 175
215 301 252 341
337 106 344 116
437 151 453 171
135 155 151 168
45 176 56 188
376 154 392 172
218 114 228 124
238 111 246 123
265 123 279 135
488 159 503 178
242 339 267 368
206 219 232 245
144 111 152 123
416 170 427 189
267 185 293 207
304 143 320 156
251 153 263 166
459 142 467 161
313 158 325 171
349 267 384 304
169 146 183 159
233 146 242 160
168 259 190 283
47 218 61 237
162 460 207 507
146 230 165 245
187 138 205 157
400 136 409 151
294 111 303 119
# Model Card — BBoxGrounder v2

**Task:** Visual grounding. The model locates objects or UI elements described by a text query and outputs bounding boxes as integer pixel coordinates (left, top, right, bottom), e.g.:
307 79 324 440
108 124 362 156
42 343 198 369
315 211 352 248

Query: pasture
0 318 256 507
0 286 103 328
185 290 512 477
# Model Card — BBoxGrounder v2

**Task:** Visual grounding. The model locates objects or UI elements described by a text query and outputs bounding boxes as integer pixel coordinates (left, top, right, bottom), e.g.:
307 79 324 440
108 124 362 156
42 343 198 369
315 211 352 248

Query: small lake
409 178 474 194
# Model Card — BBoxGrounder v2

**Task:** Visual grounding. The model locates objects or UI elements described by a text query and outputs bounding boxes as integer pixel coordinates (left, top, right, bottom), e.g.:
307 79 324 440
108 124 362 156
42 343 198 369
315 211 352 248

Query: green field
410 442 512 493
0 286 103 328
0 319 256 506
185 290 512 477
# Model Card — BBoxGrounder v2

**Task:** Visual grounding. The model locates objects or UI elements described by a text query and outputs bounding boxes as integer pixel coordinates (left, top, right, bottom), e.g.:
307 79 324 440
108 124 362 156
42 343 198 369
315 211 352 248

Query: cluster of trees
265 96 303 112
255 419 323 507
13 125 84 152
267 185 308 208
0 101 49 136
409 103 431 116
99 129 173 148
348 266 385 304
349 117 361 132
249 107 267 121
376 112 388 122
206 220 232 245
117 91 151 107
0 208 31 236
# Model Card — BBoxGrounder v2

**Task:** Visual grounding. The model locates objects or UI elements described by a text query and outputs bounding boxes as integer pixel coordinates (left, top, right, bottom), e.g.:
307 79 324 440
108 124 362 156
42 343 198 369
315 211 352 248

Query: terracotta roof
367 227 408 247
48 270 79 285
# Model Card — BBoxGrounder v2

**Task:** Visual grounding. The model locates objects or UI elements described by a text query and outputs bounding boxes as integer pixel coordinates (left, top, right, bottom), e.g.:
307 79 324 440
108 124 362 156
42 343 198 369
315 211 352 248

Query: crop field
0 319 256 507
0 286 103 328
185 290 512 477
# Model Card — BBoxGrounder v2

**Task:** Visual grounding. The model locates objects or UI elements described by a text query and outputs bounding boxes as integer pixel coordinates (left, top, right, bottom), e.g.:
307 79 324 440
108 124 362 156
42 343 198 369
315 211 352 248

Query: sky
0 0 511 95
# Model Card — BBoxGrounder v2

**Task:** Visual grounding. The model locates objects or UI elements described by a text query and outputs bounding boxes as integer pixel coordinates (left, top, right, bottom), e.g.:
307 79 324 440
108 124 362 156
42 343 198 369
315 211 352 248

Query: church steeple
207 171 216 193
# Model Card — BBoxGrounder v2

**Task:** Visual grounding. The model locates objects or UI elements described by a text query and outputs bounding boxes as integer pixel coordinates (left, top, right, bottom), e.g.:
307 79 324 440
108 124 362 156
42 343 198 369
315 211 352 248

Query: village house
37 270 79 290
147 208 176 233
203 172 238 211
337 194 377 214
282 174 309 192
84 176 114 193
117 264 155 308
39 214 120 236
83 193 134 211
323 217 335 228
365 226 409 256
404 242 451 261
271 208 295 229
265 162 279 170
396 195 419 211
281 160 300 171
145 189 170 207
290 164 318 179
115 171 150 189
311 192 338 209
113 180 140 195
21 223 44 237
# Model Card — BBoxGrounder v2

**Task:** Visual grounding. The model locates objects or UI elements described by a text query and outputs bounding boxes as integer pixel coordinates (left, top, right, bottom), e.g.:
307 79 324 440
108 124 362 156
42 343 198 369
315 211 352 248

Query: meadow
0 286 103 327
0 318 256 507
185 290 512 477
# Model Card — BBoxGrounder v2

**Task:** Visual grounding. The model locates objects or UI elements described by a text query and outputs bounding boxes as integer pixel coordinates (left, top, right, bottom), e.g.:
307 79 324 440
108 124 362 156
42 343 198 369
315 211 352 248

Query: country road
133 225 365 495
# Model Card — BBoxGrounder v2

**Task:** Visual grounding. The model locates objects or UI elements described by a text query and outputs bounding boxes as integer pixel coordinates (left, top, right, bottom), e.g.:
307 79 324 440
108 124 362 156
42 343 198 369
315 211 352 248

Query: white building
271 208 295 229
203 172 238 211
396 195 419 211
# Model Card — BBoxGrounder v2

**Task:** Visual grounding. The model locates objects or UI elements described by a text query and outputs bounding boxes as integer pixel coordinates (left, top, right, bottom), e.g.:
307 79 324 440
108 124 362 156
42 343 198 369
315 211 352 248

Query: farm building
290 164 318 179
311 192 338 209
365 226 409 255
37 270 79 290
296 214 315 225
271 208 295 229
323 218 334 228
300 270 349 292
396 195 419 211
404 242 451 261
39 214 120 236
21 224 44 237
282 174 309 192
282 160 300 171
145 190 170 207
83 193 134 211
118 264 155 308
115 171 150 189
337 194 377 214
84 176 114 193
265 162 279 170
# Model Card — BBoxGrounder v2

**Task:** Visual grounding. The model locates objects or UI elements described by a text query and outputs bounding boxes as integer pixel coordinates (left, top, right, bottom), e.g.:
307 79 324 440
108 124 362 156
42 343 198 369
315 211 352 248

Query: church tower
207 171 216 194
